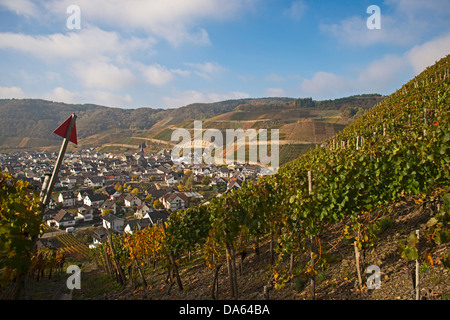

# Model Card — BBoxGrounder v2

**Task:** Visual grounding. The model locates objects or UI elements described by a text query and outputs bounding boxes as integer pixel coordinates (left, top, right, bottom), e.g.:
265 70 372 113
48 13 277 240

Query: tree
183 174 194 190
102 209 113 216
131 188 139 195
145 194 152 202
114 182 121 191
0 172 41 299
201 176 211 185
153 199 164 209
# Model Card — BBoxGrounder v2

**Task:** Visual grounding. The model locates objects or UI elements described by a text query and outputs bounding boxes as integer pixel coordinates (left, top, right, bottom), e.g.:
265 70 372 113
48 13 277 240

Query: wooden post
308 170 315 300
308 171 313 194
354 241 363 290
415 230 420 300
160 220 183 291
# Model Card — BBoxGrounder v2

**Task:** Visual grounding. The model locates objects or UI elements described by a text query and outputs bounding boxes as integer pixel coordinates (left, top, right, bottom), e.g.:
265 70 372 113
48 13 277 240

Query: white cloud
42 87 133 107
320 15 415 47
185 62 226 80
320 0 450 47
0 0 39 17
300 72 349 98
264 74 285 83
73 62 137 91
39 0 258 46
357 54 410 92
87 90 133 108
265 88 286 97
0 86 26 99
298 33 450 100
43 87 80 104
170 69 191 77
284 1 307 21
0 26 149 62
407 32 450 74
140 64 175 87
162 90 250 108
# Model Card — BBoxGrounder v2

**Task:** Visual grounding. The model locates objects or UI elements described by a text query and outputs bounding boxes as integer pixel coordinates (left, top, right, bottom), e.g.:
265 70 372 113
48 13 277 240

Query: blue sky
0 0 449 109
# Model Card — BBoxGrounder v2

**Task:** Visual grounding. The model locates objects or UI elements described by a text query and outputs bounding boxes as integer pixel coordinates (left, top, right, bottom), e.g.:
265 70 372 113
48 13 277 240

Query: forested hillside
0 95 382 154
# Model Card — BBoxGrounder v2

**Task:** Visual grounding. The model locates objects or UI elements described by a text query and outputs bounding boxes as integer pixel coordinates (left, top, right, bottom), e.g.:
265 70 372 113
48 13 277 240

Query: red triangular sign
53 115 77 145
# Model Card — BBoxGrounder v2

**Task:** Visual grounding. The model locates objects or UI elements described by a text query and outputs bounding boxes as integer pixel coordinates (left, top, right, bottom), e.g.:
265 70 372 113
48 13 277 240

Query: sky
0 0 449 109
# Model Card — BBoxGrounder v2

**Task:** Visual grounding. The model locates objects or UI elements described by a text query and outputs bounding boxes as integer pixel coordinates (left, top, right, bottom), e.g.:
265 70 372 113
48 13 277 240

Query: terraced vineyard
92 55 449 300
57 233 90 259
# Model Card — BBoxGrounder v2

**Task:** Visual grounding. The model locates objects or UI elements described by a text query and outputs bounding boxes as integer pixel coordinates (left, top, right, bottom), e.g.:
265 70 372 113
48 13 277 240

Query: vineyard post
354 237 363 291
308 171 316 300
160 220 183 291
415 229 420 300
130 251 148 288
105 224 126 285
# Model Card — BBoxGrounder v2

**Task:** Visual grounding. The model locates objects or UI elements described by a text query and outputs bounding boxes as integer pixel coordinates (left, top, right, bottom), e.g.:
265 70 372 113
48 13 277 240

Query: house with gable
124 219 151 234
100 199 118 215
102 213 125 233
161 192 188 212
83 193 106 208
47 209 75 229
58 191 76 207
124 193 142 208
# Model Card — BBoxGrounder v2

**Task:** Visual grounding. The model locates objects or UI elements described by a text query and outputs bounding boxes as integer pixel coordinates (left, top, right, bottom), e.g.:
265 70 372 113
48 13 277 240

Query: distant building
58 191 76 207
161 192 188 211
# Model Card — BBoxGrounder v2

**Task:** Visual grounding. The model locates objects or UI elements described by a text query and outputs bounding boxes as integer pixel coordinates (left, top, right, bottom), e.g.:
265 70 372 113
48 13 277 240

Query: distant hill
0 94 384 164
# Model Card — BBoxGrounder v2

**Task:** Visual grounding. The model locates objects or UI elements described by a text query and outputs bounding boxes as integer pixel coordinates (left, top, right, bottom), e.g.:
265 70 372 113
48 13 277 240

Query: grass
73 270 123 300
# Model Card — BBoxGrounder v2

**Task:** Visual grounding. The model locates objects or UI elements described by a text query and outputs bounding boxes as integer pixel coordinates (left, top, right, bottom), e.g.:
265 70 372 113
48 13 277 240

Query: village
0 147 267 249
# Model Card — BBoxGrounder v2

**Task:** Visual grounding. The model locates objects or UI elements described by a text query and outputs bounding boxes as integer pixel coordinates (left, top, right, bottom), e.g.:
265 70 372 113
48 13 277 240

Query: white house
102 214 125 232
47 209 75 229
84 176 105 188
226 177 243 193
124 218 151 234
83 193 106 208
90 227 108 249
58 192 76 207
124 193 142 208
134 202 151 219
77 205 94 222
161 192 188 212
100 199 117 215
